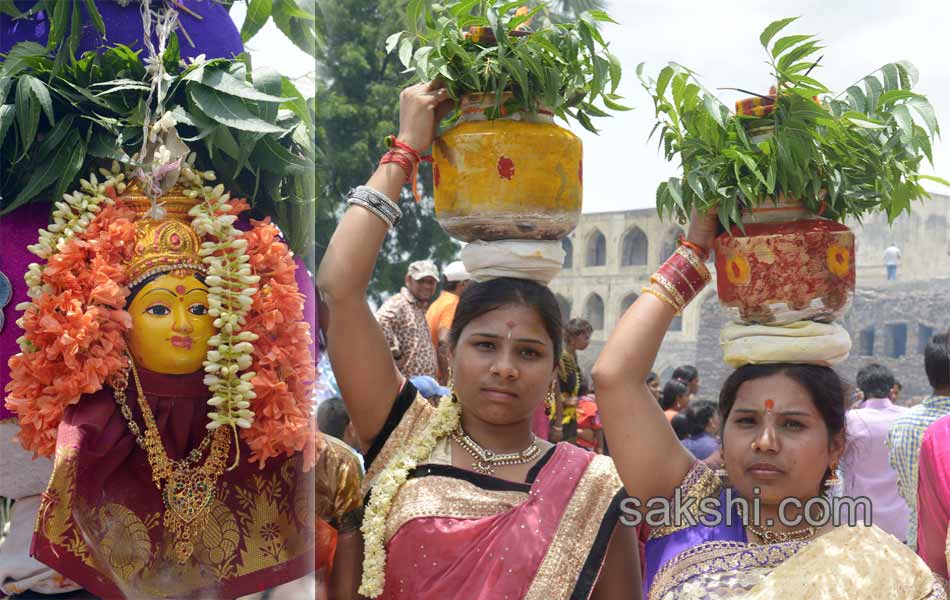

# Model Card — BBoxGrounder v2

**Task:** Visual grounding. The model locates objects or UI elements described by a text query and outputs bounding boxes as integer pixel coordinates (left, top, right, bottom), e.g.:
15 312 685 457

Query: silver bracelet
348 185 402 226
347 197 394 228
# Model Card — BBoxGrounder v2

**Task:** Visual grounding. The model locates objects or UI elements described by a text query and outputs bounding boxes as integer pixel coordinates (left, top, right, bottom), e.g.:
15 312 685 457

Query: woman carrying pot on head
591 210 946 600
316 81 639 600
550 318 593 444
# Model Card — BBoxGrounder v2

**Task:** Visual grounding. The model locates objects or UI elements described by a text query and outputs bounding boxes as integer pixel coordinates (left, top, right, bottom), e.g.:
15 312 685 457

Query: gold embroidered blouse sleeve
315 434 365 532
648 460 722 539
362 394 435 497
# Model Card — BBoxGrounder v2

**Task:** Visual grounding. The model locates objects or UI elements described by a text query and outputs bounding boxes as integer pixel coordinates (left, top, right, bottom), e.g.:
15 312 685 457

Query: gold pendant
163 468 216 564
472 459 495 475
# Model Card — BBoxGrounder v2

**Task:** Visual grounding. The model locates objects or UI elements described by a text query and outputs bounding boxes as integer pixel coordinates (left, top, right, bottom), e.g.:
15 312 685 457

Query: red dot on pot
497 156 515 180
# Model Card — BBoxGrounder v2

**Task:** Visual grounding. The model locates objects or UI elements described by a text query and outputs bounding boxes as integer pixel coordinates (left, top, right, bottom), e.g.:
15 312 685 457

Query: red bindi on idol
176 285 187 296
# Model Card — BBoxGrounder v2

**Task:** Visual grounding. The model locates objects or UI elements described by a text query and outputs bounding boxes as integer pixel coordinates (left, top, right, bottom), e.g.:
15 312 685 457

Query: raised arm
316 82 454 446
591 211 717 504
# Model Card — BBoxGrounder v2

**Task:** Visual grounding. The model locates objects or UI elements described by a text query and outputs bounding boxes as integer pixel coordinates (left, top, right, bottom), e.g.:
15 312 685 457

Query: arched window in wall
562 237 573 269
621 227 649 266
586 229 607 267
584 293 605 331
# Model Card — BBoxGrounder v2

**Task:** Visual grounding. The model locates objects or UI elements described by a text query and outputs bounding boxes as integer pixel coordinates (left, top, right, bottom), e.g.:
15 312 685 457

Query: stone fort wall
552 193 950 401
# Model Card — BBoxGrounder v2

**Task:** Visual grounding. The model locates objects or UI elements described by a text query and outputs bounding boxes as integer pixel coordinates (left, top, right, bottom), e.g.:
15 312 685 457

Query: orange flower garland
242 218 317 470
6 201 137 456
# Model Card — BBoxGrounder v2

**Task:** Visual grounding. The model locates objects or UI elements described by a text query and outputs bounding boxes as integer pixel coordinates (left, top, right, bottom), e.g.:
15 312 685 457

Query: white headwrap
460 239 564 285
721 320 852 368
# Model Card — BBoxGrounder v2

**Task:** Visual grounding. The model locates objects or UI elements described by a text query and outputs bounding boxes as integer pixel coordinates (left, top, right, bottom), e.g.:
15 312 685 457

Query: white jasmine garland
185 161 261 431
358 394 462 597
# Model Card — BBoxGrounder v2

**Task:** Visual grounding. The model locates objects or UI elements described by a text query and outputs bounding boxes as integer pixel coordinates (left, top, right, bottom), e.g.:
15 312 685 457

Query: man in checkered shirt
886 333 950 549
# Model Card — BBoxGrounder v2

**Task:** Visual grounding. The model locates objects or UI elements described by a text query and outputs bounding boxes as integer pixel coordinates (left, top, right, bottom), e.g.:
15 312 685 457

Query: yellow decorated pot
432 94 583 242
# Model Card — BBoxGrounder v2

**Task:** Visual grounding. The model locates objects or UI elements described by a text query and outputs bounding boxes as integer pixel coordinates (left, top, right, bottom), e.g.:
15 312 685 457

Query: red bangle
381 135 433 203
678 237 710 261
664 254 708 295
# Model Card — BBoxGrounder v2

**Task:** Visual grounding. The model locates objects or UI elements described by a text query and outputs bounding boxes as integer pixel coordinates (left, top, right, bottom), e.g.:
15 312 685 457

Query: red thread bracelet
381 136 434 203
678 237 710 261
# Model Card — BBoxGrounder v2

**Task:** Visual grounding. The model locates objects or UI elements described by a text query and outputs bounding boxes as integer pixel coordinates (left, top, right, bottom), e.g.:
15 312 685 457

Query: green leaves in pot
388 0 630 133
641 16 946 231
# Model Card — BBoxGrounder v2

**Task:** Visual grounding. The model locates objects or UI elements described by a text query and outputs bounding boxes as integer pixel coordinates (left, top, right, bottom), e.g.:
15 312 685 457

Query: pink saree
918 414 950 580
363 387 625 600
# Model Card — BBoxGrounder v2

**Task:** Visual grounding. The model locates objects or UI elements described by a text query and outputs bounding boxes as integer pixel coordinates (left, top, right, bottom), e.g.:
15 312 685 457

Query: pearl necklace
450 426 540 475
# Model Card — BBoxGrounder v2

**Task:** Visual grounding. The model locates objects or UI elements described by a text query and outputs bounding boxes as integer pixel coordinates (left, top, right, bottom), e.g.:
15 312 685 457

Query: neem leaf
189 67 286 103
241 0 273 43
188 85 286 133
760 17 799 49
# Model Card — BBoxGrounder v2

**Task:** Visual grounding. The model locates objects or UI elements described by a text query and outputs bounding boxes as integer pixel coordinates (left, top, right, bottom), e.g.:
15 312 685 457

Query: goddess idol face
128 271 213 374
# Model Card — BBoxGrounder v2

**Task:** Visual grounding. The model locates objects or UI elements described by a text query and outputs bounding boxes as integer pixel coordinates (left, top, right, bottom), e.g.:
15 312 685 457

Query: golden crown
124 184 207 287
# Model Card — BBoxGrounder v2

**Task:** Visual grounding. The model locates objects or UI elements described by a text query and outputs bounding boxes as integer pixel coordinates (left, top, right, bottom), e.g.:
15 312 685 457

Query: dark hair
578 381 590 396
564 317 593 339
445 279 463 292
670 412 689 440
661 379 689 410
646 372 659 384
672 365 699 384
317 397 350 440
719 363 846 486
925 334 950 390
856 363 896 399
126 270 206 307
685 400 718 438
449 277 563 365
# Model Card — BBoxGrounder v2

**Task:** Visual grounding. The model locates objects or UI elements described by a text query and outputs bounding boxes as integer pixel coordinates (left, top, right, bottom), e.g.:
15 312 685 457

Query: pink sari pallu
378 443 623 600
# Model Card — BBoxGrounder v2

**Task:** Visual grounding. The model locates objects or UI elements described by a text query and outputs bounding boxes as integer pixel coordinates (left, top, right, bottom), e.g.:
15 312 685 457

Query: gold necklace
113 357 231 564
450 425 540 475
736 503 817 544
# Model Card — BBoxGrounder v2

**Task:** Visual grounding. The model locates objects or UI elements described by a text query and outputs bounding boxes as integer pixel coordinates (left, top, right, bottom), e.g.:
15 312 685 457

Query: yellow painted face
128 272 213 375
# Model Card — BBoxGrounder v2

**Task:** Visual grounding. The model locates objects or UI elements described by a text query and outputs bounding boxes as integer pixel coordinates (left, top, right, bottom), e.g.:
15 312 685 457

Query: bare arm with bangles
316 81 455 448
591 210 719 508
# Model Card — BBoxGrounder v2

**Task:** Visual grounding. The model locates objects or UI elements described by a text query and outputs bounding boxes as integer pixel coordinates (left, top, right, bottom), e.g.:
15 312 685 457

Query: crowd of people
310 82 950 599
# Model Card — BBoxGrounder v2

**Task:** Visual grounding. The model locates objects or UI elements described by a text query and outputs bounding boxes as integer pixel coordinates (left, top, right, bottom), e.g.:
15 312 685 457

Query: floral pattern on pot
714 219 855 325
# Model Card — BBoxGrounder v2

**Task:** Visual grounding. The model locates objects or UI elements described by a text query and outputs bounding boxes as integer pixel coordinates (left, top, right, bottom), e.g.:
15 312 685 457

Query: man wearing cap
375 260 439 379
426 261 472 385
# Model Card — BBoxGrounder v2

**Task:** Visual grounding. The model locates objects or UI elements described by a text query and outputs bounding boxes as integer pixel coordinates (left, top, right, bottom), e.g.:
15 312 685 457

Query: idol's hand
686 207 719 255
396 80 455 152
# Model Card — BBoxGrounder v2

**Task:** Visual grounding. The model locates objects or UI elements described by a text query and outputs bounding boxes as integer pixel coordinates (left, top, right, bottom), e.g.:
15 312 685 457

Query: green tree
315 0 459 304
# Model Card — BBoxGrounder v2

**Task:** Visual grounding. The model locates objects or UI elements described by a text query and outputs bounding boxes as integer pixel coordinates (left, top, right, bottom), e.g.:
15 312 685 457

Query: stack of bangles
642 240 712 314
346 185 402 228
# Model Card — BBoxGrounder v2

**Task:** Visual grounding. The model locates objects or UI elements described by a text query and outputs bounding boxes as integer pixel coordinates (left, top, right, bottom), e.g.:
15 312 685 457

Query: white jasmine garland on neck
359 394 462 597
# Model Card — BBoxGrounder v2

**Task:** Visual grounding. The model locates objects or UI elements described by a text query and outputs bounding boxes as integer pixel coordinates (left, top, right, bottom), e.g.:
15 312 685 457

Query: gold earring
750 441 758 450
824 461 840 489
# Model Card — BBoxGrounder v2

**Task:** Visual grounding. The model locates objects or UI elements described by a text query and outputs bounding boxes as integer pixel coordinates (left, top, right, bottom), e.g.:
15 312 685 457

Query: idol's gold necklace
113 357 231 564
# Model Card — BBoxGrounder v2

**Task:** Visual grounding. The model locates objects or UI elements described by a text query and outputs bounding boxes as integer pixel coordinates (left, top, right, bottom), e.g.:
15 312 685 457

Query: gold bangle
641 285 681 314
650 273 687 309
675 246 712 282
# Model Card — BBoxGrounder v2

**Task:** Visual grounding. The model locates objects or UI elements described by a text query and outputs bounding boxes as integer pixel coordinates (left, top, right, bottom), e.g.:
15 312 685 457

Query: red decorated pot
714 216 855 324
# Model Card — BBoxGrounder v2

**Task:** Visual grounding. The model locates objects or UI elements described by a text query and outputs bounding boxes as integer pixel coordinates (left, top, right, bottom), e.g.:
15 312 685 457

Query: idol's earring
824 461 840 489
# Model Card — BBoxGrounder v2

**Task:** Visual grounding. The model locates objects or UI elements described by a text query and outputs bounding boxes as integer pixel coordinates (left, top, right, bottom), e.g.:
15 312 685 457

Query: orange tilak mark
765 399 775 411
